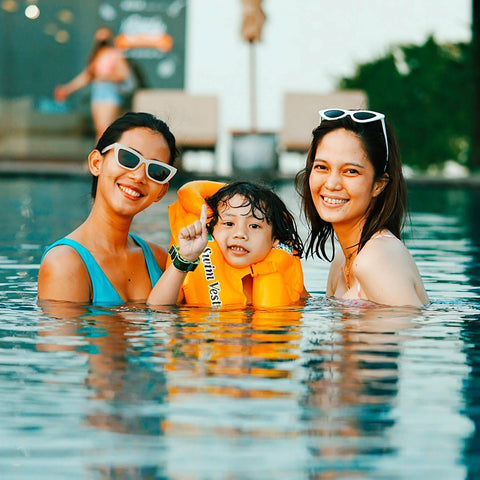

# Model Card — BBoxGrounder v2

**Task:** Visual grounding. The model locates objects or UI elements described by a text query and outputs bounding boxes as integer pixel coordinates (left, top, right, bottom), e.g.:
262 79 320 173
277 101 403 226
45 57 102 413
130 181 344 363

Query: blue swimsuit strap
42 238 123 305
129 233 163 286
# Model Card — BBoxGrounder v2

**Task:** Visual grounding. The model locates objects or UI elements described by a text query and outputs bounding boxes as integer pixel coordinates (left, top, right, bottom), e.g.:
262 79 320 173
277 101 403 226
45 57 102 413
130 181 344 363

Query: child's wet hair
205 181 304 257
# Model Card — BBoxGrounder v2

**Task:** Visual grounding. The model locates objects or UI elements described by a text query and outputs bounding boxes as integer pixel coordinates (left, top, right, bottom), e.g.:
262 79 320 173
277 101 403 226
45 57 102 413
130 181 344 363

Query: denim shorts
91 81 122 106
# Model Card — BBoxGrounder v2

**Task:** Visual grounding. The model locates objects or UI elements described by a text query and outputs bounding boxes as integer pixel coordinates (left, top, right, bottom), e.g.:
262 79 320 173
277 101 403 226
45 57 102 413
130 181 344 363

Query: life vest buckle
250 261 278 277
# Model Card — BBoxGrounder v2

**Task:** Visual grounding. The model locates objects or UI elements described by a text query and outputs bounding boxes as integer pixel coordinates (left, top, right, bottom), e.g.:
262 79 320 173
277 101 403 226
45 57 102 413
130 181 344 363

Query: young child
166 180 307 307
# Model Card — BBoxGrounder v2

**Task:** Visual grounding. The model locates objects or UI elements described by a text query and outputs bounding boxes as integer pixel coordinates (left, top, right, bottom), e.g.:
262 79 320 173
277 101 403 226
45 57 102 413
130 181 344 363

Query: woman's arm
54 70 92 101
37 246 92 302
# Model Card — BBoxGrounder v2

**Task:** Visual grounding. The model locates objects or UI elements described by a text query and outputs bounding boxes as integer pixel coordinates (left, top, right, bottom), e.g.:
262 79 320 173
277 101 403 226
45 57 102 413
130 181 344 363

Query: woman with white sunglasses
38 112 208 305
296 109 429 307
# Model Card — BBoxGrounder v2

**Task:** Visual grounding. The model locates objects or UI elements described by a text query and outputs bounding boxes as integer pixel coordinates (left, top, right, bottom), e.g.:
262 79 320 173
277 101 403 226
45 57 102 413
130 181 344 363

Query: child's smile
212 194 277 268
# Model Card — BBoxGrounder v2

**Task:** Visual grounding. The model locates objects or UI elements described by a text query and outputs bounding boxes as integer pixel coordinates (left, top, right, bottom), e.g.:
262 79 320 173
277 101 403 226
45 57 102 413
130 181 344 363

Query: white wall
185 0 471 174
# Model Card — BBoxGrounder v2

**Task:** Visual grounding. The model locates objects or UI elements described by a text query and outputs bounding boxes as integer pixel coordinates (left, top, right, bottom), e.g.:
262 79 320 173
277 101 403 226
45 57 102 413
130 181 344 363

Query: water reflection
37 302 169 478
300 300 423 477
166 307 301 379
158 305 304 454
35 299 430 478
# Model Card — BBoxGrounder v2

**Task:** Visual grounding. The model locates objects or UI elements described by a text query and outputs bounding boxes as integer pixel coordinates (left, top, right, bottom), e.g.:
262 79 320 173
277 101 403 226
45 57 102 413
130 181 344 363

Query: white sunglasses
101 143 177 184
318 108 389 171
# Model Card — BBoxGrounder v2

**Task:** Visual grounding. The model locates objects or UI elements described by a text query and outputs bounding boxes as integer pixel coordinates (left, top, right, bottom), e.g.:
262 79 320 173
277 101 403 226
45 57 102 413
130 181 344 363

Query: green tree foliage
340 36 473 170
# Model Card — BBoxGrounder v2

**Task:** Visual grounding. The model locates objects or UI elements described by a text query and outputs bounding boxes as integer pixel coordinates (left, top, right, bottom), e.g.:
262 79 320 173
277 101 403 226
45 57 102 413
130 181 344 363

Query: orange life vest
168 181 304 307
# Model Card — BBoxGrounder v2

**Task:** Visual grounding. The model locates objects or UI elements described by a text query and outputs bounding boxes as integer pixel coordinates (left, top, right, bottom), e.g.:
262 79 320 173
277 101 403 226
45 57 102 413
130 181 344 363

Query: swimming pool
1 176 480 479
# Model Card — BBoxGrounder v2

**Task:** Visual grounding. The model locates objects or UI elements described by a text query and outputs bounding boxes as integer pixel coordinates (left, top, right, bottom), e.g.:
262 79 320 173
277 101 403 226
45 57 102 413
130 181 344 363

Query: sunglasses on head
318 108 389 172
101 143 177 184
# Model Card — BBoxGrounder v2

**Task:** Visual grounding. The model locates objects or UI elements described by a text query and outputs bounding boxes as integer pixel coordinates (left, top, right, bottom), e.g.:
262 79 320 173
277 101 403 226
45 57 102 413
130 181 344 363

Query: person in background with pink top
54 27 133 140
296 108 429 307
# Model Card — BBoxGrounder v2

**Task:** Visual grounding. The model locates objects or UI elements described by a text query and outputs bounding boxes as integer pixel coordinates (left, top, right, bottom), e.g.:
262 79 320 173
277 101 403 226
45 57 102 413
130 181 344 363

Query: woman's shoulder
38 243 91 301
353 231 415 287
40 242 88 275
353 230 428 306
357 230 408 264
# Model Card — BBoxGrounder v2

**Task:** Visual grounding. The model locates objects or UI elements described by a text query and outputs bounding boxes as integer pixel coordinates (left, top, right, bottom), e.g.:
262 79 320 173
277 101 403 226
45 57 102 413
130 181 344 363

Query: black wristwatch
169 245 200 273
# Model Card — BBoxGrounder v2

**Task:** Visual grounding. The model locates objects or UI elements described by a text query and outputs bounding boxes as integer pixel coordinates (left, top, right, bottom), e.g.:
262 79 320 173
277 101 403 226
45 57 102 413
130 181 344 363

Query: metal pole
249 41 257 133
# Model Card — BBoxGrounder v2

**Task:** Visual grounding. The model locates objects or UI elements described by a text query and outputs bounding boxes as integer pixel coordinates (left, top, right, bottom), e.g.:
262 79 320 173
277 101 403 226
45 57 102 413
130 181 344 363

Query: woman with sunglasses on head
38 112 208 306
296 109 429 307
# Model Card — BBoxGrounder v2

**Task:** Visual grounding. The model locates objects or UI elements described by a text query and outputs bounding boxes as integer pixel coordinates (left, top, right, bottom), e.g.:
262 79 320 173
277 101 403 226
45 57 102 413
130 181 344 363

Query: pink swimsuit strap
371 232 396 240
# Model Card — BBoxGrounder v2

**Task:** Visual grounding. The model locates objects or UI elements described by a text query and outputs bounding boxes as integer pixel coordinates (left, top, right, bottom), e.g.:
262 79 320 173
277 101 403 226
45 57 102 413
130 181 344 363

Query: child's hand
177 204 208 261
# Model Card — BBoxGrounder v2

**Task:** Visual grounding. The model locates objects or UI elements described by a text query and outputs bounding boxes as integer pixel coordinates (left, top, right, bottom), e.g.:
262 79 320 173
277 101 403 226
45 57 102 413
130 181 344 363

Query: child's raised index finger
200 204 207 225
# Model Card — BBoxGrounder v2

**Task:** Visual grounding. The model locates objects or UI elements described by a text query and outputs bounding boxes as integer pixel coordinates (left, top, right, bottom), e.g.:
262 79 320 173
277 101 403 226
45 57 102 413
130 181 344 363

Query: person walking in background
38 112 208 306
54 27 134 140
296 108 429 307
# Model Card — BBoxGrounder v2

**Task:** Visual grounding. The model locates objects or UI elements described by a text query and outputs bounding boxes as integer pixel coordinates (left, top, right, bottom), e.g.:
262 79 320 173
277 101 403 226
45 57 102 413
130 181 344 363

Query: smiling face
309 128 386 232
91 127 170 217
212 194 277 268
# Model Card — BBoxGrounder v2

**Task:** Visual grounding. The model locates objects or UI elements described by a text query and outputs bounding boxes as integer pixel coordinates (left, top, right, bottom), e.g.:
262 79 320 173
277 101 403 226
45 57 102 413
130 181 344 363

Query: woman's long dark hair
206 181 304 257
295 114 407 261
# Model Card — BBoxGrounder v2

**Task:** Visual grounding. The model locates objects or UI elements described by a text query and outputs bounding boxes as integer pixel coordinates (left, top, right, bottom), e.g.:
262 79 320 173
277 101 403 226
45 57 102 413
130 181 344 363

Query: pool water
1 177 480 479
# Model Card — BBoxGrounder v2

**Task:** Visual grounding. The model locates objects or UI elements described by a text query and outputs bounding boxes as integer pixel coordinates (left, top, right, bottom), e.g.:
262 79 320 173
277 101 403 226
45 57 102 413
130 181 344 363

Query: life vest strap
250 261 278 277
